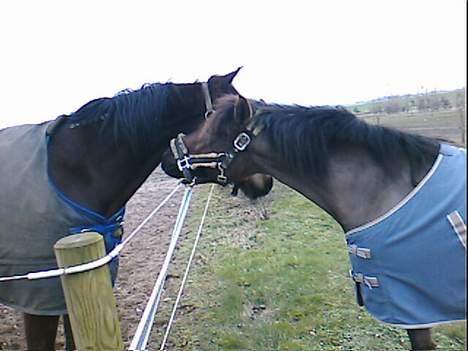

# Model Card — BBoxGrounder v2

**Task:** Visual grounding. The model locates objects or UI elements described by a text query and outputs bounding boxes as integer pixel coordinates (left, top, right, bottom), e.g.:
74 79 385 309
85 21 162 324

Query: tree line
350 88 465 115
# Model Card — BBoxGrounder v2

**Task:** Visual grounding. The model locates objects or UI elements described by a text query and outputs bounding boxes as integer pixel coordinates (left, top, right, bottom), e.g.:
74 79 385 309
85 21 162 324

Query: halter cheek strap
201 82 214 119
216 119 264 173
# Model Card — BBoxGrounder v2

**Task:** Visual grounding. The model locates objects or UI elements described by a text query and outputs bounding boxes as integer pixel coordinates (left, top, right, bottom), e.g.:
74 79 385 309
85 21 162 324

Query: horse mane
67 83 173 153
256 101 440 183
214 95 440 184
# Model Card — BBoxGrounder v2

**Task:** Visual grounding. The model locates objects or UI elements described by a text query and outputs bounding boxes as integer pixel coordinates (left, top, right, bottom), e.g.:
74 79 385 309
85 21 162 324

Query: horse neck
251 142 422 232
49 100 190 218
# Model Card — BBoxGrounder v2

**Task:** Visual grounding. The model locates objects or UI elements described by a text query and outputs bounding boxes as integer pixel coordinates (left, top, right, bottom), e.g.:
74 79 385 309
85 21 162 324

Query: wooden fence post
54 232 123 351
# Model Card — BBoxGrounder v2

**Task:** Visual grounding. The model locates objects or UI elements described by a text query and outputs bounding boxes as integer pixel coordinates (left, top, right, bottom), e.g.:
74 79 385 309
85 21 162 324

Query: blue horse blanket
346 143 466 328
0 122 123 315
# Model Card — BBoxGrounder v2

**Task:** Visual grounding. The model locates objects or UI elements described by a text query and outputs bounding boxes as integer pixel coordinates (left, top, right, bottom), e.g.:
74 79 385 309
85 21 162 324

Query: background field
357 109 466 146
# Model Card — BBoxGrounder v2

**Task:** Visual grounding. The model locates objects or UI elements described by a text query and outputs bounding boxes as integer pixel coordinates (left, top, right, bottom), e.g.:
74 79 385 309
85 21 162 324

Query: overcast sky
0 0 466 129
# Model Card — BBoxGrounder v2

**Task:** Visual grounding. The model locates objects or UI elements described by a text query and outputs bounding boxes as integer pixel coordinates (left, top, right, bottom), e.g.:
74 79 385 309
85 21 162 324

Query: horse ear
216 66 242 84
223 66 242 83
233 95 252 124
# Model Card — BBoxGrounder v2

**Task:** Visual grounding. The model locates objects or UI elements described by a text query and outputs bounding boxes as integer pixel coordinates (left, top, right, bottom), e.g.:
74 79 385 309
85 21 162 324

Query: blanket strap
350 272 379 289
447 211 467 248
349 270 380 307
348 244 372 259
69 222 124 254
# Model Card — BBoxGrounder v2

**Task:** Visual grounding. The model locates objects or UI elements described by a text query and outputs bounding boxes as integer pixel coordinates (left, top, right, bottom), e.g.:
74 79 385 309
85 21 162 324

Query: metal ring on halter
204 110 214 119
233 132 252 152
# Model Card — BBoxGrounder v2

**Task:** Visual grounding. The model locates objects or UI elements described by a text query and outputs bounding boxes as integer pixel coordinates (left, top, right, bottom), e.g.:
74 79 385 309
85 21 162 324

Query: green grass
153 183 466 350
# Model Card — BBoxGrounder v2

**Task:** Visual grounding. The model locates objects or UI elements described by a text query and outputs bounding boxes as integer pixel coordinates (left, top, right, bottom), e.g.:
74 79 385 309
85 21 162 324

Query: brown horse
161 95 466 351
0 72 273 350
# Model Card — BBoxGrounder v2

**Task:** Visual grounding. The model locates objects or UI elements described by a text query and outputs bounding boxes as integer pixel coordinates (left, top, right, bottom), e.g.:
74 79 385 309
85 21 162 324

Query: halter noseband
170 134 230 185
170 97 262 186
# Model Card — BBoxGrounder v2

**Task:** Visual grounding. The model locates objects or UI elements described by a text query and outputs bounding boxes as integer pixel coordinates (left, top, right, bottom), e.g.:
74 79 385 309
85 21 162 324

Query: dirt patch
0 168 189 350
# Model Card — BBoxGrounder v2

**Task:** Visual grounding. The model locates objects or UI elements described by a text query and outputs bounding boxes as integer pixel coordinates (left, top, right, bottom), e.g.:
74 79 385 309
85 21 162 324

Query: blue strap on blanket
49 178 125 250
68 220 124 253
68 220 124 284
49 179 125 283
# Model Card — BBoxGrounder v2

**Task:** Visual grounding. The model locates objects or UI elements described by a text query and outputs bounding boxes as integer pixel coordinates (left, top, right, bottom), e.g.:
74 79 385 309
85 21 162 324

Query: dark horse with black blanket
161 95 466 350
0 71 273 351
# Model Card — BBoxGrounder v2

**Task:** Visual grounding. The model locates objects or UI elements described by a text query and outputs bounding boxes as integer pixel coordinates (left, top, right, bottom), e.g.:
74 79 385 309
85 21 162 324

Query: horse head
161 94 272 199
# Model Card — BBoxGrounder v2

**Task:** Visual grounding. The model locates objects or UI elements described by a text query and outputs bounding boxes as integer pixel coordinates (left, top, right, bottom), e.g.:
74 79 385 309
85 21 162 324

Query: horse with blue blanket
0 71 273 351
161 94 466 351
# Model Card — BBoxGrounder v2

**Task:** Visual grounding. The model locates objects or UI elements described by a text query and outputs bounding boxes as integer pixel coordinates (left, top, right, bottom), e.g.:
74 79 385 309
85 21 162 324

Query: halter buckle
217 174 228 185
233 132 251 152
177 156 192 171
216 163 228 185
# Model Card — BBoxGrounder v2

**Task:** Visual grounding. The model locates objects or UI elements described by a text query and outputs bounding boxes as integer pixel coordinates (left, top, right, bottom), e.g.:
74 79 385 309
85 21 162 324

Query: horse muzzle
161 150 184 179
168 134 231 186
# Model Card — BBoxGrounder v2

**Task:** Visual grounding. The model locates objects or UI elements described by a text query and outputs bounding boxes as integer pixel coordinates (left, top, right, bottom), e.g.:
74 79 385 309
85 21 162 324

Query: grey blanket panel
0 123 98 315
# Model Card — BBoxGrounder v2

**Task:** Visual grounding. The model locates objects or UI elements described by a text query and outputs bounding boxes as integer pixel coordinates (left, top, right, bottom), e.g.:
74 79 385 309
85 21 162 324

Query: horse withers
160 94 466 351
0 70 272 351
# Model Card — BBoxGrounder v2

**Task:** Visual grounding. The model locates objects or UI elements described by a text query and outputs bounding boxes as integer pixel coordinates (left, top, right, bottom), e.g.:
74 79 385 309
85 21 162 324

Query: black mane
67 83 173 154
246 100 440 184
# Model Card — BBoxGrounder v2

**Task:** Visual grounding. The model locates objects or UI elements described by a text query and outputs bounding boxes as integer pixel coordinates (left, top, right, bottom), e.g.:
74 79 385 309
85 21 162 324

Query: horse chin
235 175 273 200
161 160 183 179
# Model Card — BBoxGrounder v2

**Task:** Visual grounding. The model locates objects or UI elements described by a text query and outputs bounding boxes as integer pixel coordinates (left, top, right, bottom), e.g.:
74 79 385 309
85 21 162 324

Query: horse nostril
161 152 182 178
161 162 182 178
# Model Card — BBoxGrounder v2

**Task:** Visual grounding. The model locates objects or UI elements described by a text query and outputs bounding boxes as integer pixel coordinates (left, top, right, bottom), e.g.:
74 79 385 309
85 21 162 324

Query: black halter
170 135 229 185
169 98 262 186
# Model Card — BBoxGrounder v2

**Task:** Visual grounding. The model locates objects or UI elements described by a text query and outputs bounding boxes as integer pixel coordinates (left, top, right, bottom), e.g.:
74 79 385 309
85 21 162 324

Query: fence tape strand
159 184 215 350
129 186 193 351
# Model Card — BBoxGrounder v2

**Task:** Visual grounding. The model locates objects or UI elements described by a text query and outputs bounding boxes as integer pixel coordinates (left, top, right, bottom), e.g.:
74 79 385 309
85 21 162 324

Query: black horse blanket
0 122 123 315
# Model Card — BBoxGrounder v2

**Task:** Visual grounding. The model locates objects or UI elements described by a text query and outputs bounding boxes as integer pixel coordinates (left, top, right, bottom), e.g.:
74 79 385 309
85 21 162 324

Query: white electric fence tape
129 186 193 351
159 185 215 351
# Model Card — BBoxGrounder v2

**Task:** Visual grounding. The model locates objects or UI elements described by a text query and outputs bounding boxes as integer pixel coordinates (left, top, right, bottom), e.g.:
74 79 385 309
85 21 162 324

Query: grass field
153 183 466 351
